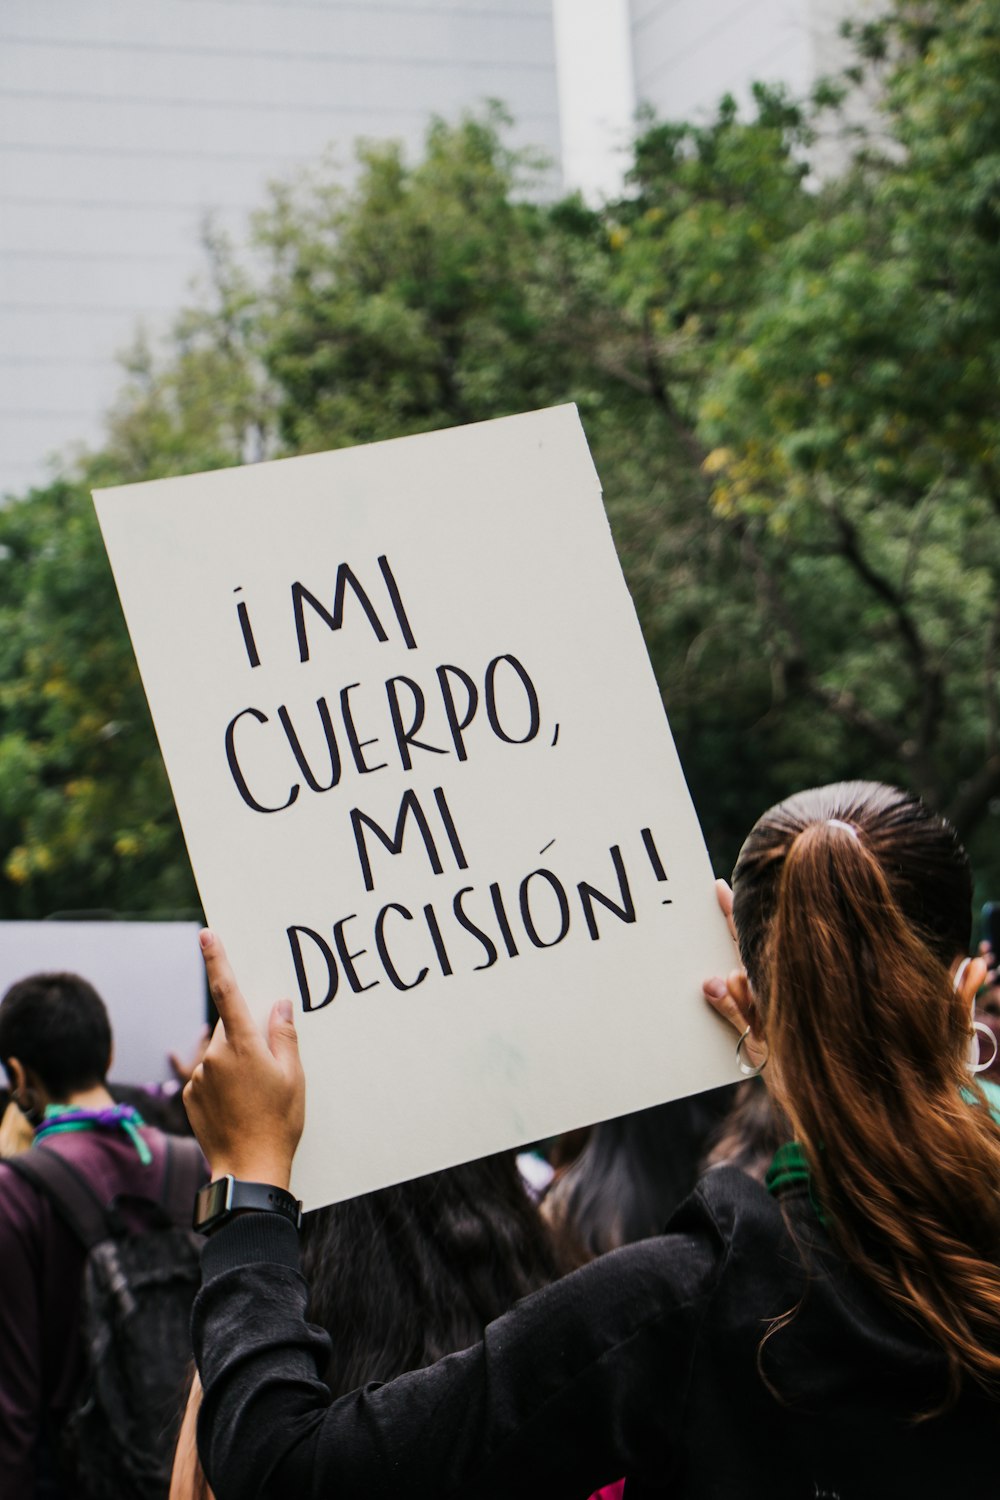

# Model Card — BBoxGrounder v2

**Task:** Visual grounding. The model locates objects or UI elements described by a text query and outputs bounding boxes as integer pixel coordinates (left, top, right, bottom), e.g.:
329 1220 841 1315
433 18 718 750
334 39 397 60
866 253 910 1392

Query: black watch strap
193 1175 303 1235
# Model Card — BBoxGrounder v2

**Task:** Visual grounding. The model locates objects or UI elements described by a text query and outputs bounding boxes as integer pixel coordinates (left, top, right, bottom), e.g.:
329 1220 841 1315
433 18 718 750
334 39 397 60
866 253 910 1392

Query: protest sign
93 405 739 1209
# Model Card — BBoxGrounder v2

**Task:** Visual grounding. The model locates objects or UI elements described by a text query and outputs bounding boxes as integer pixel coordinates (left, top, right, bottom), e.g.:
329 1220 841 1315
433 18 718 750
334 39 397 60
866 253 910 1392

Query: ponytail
734 784 1000 1411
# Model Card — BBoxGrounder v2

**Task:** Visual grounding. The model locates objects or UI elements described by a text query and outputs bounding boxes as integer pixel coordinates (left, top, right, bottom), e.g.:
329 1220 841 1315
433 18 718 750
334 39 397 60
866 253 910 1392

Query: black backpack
9 1133 206 1500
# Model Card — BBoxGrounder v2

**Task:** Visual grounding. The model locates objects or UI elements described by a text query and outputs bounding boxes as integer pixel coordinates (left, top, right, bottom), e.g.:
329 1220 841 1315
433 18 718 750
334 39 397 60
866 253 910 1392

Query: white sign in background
0 922 205 1085
94 406 739 1209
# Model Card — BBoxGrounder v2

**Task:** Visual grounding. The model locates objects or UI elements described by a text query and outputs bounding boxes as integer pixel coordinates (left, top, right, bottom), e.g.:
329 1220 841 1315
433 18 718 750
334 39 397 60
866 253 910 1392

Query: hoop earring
736 1026 768 1078
968 1020 999 1075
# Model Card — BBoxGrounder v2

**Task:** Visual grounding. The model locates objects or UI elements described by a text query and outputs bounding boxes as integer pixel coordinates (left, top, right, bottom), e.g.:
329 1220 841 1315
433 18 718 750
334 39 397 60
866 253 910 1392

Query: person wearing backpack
0 970 207 1500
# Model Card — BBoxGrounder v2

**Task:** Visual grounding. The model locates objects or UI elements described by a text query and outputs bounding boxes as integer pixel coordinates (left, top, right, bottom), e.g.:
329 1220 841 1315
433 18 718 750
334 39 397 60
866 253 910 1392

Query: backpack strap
5 1147 114 1250
159 1135 208 1230
6 1133 207 1245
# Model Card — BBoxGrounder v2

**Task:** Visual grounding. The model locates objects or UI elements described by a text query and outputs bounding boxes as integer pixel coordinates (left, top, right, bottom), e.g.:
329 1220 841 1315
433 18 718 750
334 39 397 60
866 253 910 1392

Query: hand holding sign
701 880 766 1072
184 930 304 1189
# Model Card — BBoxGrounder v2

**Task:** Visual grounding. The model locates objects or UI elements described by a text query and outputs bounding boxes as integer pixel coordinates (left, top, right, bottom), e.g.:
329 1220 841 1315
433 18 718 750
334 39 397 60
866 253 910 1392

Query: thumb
267 998 299 1066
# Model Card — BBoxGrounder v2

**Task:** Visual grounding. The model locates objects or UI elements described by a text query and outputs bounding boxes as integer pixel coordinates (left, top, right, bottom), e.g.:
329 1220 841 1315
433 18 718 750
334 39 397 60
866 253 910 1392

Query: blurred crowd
2 801 1000 1498
0 966 767 1499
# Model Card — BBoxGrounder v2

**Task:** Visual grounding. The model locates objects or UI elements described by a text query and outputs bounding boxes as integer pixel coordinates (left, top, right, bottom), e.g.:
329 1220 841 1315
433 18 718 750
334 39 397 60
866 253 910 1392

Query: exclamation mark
641 828 671 903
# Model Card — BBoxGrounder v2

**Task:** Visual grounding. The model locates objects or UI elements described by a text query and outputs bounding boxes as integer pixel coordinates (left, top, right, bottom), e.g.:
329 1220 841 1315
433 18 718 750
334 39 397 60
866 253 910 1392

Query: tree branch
637 313 709 469
732 520 909 762
986 601 1000 758
829 503 944 761
944 755 1000 841
978 462 1000 523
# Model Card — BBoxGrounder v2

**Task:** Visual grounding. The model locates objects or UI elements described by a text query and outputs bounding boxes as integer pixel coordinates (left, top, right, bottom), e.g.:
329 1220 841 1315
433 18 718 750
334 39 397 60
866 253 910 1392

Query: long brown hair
732 781 1000 1409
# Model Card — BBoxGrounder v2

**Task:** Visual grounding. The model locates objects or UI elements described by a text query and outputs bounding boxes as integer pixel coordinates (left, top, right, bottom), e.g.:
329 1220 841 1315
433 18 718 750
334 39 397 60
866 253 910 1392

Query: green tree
249 109 586 452
0 478 197 917
585 87 818 862
5 11 1000 917
0 112 597 916
698 0 1000 887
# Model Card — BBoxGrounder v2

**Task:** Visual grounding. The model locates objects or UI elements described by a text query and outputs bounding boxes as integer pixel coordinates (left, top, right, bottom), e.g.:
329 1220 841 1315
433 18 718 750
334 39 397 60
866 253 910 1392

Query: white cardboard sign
93 405 739 1209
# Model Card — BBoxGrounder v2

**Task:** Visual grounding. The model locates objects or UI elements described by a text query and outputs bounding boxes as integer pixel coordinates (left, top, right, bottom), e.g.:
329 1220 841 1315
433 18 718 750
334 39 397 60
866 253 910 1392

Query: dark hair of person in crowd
300 1151 572 1395
172 1149 573 1500
0 971 112 1098
700 1079 787 1182
731 780 1000 1409
542 1087 735 1260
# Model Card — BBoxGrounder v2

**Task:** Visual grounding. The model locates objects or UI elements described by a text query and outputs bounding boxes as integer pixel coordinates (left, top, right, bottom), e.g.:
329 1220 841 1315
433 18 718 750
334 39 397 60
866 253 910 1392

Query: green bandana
765 1141 828 1226
35 1102 153 1165
766 1085 1000 1232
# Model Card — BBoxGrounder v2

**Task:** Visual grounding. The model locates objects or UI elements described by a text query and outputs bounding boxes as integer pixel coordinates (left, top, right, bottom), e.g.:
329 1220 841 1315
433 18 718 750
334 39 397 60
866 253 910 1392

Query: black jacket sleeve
192 1204 726 1500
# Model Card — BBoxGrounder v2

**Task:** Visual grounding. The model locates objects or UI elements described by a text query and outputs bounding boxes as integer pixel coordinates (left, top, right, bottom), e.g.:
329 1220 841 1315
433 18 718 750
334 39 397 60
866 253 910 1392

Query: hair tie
826 818 861 841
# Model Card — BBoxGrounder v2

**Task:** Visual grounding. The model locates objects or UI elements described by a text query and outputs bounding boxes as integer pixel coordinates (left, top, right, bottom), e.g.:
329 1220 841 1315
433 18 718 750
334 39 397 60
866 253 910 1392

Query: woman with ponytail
720 781 1000 1414
183 782 1000 1499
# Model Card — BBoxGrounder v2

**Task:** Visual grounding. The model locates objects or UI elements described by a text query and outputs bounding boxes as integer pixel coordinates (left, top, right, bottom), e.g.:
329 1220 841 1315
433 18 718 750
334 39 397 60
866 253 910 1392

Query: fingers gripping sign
184 930 306 1190
701 881 768 1075
713 878 737 942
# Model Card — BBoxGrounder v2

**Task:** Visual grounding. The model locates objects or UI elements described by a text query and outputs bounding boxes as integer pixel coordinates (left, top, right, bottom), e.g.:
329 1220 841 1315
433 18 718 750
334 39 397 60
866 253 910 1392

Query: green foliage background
3 0 1000 920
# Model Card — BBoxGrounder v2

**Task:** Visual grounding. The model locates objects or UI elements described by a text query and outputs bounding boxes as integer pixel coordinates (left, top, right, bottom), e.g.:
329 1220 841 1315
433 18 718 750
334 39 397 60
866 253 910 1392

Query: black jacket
192 1166 994 1499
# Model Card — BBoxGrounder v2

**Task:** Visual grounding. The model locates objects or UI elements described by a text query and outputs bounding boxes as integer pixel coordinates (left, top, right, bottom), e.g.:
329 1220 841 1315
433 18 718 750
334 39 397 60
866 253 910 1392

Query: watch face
194 1176 232 1230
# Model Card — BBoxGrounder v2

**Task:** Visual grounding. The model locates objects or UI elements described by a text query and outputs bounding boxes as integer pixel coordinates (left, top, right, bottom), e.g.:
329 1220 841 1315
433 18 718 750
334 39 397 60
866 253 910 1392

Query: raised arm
185 930 724 1500
192 1203 720 1500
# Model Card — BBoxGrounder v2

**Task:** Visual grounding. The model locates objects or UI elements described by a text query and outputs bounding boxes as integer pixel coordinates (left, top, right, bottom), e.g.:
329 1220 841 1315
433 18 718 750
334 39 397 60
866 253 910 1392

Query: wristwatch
193 1175 303 1235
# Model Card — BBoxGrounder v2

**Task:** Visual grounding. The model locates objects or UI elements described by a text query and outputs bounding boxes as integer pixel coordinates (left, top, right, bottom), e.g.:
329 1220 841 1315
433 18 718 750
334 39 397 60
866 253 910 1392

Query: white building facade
1 0 873 497
628 0 868 123
0 0 562 496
